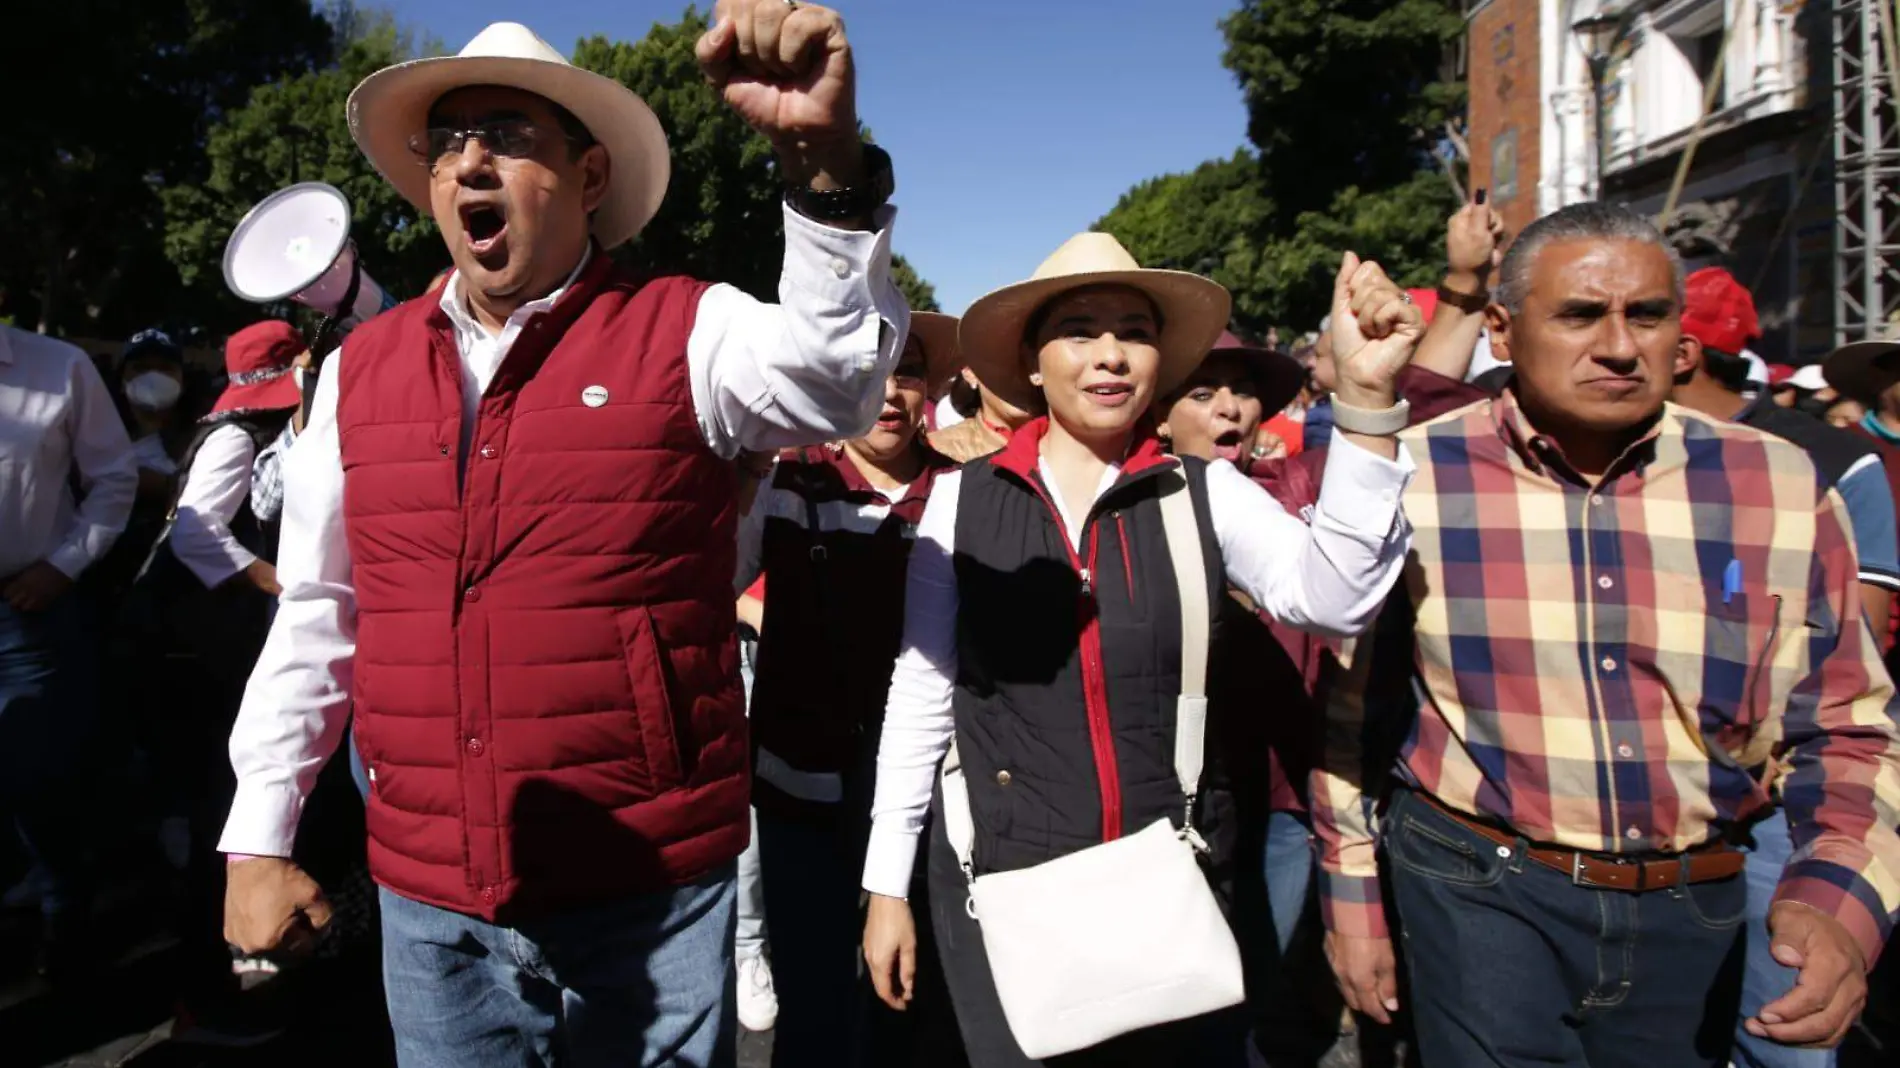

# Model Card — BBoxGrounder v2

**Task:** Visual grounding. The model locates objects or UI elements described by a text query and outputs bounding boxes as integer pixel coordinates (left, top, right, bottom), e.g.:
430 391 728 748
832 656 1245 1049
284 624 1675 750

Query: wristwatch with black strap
785 142 894 222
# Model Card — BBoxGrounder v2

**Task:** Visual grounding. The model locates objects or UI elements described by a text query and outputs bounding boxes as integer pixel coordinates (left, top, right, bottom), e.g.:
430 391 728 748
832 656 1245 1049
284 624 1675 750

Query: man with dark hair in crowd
218 4 909 1062
0 324 137 976
1320 202 1900 1067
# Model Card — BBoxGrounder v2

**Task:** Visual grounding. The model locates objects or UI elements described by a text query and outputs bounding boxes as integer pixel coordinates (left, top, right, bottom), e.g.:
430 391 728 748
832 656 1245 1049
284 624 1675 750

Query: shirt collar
1491 386 1668 483
802 441 957 507
1862 411 1900 445
439 244 594 339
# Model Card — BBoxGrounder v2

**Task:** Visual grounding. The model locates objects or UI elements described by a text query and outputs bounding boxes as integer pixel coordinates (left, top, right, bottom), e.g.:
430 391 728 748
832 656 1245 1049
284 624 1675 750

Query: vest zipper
1115 513 1135 608
1021 477 1125 844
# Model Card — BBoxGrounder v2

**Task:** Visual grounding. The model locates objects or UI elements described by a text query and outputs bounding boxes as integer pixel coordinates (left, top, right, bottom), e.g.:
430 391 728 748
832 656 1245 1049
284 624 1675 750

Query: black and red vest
336 253 749 921
950 419 1246 879
748 444 956 818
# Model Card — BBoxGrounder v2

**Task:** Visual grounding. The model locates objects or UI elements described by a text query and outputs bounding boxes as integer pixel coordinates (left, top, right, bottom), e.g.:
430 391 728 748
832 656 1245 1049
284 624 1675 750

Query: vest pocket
617 607 686 792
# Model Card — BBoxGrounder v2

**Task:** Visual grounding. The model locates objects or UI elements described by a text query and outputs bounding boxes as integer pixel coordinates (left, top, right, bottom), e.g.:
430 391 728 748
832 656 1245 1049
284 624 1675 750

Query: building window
1675 27 1726 111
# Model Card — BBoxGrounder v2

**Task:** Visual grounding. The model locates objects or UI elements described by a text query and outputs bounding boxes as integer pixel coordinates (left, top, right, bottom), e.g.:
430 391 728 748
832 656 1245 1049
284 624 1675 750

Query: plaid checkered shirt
248 422 296 524
1316 391 1900 964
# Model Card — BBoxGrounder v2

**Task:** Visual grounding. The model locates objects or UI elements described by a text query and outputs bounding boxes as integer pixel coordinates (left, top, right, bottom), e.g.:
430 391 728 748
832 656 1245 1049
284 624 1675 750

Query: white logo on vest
581 385 610 408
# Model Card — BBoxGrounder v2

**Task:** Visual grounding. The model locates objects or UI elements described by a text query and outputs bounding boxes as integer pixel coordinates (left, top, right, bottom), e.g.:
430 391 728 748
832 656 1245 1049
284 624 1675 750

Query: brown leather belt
1417 792 1745 892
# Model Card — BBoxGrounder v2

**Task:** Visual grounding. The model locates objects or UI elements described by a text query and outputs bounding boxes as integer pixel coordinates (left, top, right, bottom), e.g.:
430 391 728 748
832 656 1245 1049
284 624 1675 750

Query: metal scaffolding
1835 0 1900 342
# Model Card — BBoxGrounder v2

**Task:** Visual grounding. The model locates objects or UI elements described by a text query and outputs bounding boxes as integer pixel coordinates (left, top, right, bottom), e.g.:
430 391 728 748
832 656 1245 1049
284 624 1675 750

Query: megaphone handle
309 244 365 358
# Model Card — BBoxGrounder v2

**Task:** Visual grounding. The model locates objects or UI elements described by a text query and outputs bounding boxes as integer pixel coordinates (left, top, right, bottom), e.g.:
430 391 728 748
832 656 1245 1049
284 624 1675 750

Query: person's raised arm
689 0 907 457
1411 193 1504 383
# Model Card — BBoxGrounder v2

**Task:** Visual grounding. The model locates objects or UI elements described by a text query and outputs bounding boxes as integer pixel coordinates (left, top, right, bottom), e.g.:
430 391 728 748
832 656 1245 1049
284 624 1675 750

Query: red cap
1680 267 1760 356
206 320 305 419
1765 363 1796 387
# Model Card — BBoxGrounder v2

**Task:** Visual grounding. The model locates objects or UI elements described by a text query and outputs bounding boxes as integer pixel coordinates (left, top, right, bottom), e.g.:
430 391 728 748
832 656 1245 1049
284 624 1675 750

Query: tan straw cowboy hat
959 233 1231 412
347 22 670 250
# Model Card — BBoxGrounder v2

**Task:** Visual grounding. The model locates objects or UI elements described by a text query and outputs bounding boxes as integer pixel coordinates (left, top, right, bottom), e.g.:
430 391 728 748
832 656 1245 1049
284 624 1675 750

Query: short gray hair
1496 202 1684 315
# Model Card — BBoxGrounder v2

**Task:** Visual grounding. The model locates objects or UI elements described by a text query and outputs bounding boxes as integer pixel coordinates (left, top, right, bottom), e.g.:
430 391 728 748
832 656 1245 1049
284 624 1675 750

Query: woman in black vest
860 235 1423 1066
733 314 962 1065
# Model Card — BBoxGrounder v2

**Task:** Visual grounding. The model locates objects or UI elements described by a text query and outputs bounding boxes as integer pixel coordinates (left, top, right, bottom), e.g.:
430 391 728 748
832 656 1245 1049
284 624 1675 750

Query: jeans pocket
1680 872 1748 930
1388 800 1506 887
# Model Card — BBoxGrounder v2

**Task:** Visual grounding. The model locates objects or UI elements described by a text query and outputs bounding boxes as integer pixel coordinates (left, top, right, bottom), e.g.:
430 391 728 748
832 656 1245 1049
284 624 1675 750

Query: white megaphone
222 182 396 326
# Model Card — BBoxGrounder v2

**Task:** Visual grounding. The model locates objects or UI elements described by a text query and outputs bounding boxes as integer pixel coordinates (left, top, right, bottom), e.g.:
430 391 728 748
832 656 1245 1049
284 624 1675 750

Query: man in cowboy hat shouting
218 2 909 1063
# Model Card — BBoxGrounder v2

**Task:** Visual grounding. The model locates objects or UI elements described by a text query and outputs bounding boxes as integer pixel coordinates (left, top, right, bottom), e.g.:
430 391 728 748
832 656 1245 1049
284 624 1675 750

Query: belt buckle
1572 851 1651 891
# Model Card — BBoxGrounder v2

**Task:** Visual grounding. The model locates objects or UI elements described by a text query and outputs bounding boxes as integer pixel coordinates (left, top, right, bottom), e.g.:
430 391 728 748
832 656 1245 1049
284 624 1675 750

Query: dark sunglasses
407 120 580 171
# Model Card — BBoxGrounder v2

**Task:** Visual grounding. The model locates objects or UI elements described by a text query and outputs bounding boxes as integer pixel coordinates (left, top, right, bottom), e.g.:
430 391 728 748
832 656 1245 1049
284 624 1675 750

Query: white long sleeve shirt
0 327 137 580
169 424 261 588
860 437 1415 898
220 204 908 857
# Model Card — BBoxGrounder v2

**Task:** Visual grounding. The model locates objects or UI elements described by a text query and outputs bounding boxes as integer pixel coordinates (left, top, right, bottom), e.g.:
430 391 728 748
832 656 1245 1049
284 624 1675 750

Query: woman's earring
1028 372 1044 388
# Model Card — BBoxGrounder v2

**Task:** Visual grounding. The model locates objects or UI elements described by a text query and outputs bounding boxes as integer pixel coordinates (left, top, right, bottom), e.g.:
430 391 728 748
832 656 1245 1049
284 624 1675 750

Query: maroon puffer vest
337 253 749 922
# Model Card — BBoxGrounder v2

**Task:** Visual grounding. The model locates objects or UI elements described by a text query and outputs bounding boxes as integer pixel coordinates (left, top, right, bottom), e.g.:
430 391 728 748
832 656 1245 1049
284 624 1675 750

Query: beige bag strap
1157 469 1211 833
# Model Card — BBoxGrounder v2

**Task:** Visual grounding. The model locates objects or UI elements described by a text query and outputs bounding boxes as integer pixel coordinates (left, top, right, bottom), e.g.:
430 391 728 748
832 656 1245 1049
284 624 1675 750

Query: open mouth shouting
459 199 509 260
1211 429 1246 464
873 406 909 432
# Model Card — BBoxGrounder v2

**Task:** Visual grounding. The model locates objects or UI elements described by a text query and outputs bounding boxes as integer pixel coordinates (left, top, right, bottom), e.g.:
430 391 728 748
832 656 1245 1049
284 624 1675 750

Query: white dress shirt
168 424 262 588
860 437 1415 898
0 327 137 580
220 204 908 857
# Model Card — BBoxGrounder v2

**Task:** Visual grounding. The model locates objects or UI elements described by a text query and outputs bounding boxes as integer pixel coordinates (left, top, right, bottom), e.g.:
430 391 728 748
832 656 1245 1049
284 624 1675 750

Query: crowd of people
2 1 1898 1067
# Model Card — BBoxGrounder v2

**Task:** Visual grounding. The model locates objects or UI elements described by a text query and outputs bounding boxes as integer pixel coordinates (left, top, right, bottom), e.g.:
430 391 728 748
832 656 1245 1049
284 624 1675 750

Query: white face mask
124 370 182 411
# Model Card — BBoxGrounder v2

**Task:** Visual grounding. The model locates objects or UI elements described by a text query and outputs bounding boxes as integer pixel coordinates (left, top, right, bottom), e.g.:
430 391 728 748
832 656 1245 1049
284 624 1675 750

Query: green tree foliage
892 255 940 312
162 10 447 334
1095 151 1276 333
1 0 334 336
1221 0 1467 225
1098 0 1465 334
574 9 784 299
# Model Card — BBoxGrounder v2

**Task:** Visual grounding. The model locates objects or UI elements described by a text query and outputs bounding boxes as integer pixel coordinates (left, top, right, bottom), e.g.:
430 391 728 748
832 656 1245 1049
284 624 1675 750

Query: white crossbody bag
939 470 1246 1060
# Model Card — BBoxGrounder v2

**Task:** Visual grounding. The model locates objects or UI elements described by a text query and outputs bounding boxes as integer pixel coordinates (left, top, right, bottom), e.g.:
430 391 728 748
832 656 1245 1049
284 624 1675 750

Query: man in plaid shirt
1317 203 1900 1067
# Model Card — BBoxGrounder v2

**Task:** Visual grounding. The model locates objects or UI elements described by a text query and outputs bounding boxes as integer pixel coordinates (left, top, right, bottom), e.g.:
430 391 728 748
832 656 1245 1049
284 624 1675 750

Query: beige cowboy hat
909 312 962 395
959 233 1232 412
347 22 669 251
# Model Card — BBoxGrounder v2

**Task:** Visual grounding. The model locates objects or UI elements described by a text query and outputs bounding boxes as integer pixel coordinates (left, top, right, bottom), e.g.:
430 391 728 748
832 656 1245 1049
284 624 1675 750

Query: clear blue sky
377 0 1251 313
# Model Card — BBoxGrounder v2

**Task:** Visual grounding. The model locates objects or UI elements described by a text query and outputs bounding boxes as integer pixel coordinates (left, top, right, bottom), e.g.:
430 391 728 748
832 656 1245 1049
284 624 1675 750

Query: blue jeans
1262 811 1314 955
0 596 99 919
380 866 739 1068
1388 789 1746 1068
1732 810 1835 1068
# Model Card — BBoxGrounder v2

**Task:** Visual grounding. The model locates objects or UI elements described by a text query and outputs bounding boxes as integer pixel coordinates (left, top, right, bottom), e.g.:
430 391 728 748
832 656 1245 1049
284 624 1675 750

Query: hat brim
1824 341 1900 404
1202 343 1307 417
207 373 302 419
907 312 962 395
958 269 1231 413
348 54 670 251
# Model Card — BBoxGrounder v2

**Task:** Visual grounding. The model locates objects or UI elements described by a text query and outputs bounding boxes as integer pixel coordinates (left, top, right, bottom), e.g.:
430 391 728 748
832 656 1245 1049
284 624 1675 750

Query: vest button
463 586 480 602
480 444 498 460
996 770 1012 786
466 737 485 757
439 445 450 456
480 886 496 904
